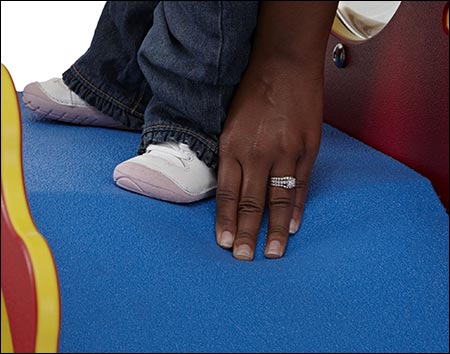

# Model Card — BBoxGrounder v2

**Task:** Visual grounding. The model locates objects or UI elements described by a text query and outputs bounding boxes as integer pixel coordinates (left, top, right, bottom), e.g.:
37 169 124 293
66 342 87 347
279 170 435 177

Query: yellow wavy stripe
1 64 60 353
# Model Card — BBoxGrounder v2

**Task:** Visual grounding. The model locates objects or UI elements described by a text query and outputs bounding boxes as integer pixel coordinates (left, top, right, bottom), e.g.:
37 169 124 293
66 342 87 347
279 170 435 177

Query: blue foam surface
20 94 448 353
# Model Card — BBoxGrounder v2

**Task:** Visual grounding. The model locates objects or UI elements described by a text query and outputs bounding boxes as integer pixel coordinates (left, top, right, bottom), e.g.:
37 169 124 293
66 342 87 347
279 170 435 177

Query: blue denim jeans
62 1 259 170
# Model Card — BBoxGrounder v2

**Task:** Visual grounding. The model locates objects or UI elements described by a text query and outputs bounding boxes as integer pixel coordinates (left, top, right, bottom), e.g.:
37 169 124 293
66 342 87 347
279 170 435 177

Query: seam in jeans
142 124 218 152
72 65 144 118
215 1 224 86
131 81 148 115
216 2 224 134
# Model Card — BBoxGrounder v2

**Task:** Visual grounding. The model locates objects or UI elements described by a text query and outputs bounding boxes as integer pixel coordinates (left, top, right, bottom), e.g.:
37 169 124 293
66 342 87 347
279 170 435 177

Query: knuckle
295 179 309 191
236 230 255 241
246 140 270 161
215 212 235 226
247 147 265 161
216 188 238 203
279 141 301 157
269 196 292 210
268 224 289 237
293 200 305 211
238 197 264 215
235 231 257 248
219 137 235 156
219 144 232 157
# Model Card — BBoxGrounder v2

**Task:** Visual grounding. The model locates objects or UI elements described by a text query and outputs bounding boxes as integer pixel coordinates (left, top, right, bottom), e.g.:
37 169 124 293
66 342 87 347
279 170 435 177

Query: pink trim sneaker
22 78 127 129
113 142 217 203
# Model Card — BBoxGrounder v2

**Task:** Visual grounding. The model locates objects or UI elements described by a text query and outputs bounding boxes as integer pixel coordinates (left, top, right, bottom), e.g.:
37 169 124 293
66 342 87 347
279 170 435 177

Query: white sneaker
22 78 127 129
113 142 217 203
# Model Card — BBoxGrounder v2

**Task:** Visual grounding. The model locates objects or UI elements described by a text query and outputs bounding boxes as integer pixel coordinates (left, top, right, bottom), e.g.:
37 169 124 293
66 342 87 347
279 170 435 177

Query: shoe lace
145 142 193 162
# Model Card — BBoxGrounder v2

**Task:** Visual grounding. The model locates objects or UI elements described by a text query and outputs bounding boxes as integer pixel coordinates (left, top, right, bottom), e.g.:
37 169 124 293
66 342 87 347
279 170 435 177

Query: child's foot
22 78 127 129
113 142 217 203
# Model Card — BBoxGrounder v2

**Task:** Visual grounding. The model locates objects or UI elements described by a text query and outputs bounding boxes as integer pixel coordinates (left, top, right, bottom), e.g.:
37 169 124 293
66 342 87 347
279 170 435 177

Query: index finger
215 157 242 249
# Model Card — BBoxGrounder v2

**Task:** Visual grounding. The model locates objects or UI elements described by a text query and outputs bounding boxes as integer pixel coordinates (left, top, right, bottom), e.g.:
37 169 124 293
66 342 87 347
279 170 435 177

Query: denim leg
137 1 259 169
62 1 159 130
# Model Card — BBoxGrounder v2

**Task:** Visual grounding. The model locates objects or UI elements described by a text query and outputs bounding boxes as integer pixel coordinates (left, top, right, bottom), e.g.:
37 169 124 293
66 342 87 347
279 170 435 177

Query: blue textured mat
20 94 448 353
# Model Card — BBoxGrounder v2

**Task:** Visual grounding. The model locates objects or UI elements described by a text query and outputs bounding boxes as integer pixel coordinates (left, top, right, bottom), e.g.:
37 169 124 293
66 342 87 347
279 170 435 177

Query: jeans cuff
138 125 219 170
62 65 145 131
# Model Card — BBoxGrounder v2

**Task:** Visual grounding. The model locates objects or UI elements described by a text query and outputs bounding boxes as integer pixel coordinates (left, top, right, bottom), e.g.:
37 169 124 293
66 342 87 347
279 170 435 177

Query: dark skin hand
215 1 338 260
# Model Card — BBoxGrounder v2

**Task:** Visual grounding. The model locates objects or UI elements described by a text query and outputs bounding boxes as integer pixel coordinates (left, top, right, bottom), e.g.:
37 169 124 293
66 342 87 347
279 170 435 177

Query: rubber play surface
20 94 449 353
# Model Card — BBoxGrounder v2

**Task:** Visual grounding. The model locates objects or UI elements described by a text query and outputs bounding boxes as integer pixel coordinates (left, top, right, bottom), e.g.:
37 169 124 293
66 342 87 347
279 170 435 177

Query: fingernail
235 244 252 260
220 231 234 248
289 219 298 234
266 240 282 258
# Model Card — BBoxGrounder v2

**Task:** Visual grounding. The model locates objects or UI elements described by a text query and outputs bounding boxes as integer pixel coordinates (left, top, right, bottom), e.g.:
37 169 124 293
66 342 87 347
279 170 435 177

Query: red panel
1 190 38 353
324 1 449 209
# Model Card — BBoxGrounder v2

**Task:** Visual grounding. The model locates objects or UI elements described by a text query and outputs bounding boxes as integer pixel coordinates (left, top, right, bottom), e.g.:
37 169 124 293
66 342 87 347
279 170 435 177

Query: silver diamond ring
269 176 296 189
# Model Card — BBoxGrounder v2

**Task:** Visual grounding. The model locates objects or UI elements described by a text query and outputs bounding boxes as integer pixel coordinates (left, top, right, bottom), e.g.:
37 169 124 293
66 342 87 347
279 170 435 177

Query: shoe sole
113 161 216 203
22 82 128 129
